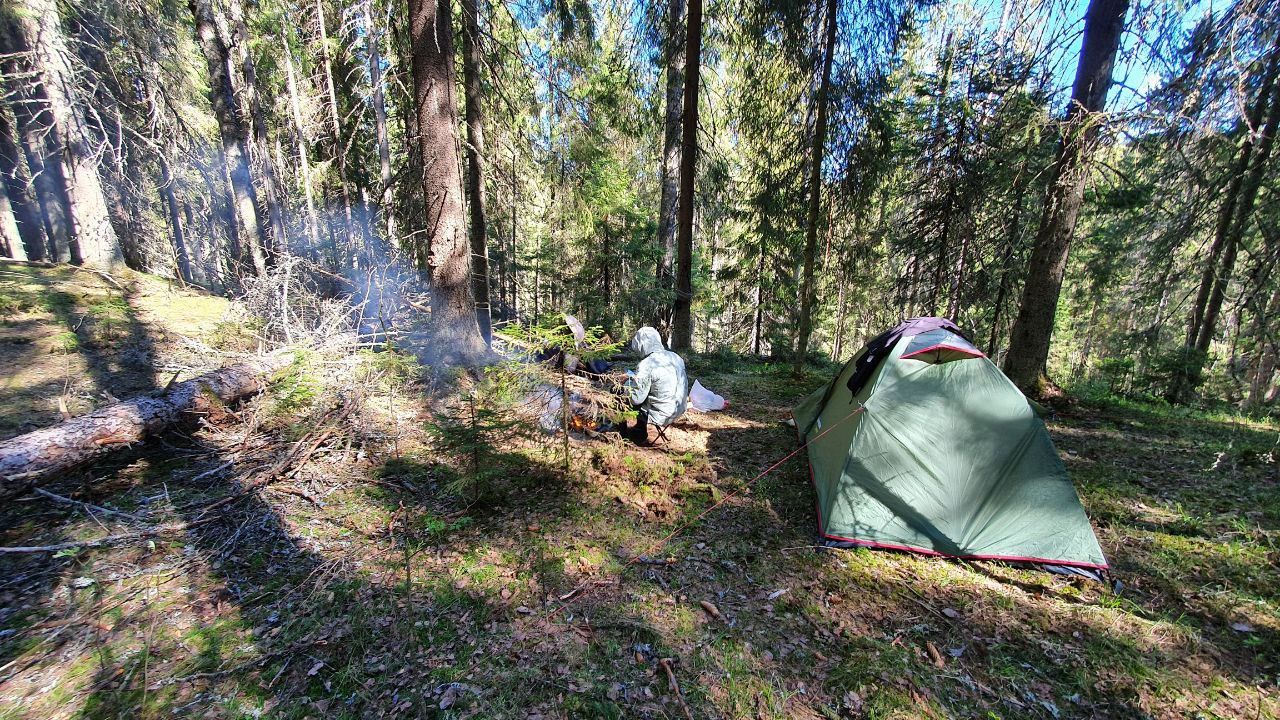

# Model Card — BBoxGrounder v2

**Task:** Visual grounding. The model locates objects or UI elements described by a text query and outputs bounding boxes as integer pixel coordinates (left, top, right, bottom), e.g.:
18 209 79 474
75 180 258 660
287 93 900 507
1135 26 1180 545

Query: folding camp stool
651 421 678 446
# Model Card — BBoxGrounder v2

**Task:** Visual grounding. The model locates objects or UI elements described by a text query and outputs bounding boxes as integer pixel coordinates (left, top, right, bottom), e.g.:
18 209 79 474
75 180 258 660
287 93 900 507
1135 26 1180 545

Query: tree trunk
832 281 847 361
14 115 69 263
0 179 24 260
409 0 486 362
946 226 970 321
509 114 519 320
7 0 123 269
281 28 323 260
159 155 193 284
460 0 492 345
189 0 267 275
1194 71 1280 354
655 0 685 329
0 353 293 498
115 147 148 271
315 0 357 263
986 137 1035 357
0 108 44 260
793 0 839 373
1247 284 1280 408
1167 51 1280 403
230 0 285 259
393 9 428 263
496 212 508 317
366 2 395 245
0 27 69 262
602 216 612 319
217 148 246 269
1002 0 1128 394
987 242 1016 356
670 0 702 352
751 237 765 355
1185 44 1280 350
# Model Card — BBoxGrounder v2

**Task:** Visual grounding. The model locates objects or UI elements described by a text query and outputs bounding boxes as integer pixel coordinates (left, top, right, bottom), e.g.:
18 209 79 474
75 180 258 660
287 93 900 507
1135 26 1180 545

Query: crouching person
624 327 688 445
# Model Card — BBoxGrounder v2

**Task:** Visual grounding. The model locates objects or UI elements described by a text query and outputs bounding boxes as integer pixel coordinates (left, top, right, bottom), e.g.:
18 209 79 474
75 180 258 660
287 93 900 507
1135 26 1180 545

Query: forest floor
1 265 1278 719
0 260 233 441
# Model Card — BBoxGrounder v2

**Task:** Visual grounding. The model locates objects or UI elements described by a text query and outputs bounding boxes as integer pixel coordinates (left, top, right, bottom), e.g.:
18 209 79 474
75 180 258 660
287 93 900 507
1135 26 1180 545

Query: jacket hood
631 327 665 357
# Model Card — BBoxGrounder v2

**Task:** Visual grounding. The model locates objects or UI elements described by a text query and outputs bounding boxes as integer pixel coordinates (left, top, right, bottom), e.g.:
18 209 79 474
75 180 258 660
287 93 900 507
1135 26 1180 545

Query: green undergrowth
0 354 1276 718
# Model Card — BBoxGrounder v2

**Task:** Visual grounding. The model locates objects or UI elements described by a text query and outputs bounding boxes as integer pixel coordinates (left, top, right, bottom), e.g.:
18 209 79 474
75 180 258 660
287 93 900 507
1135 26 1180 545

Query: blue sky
909 0 1211 113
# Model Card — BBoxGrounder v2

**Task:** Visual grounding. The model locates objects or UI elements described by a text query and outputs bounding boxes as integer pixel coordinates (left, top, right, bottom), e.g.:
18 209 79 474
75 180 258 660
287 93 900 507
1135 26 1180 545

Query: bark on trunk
159 155 193 283
750 238 765 355
189 0 267 275
1002 0 1128 394
409 0 486 363
393 10 427 262
115 148 148 271
6 0 123 269
230 0 286 259
282 28 323 259
0 24 70 262
793 0 839 373
1194 72 1280 354
670 0 702 352
0 178 24 260
655 0 685 330
602 215 612 316
0 108 45 260
460 0 492 345
0 354 293 498
1185 44 1280 350
217 150 246 269
315 0 357 262
946 227 970 321
1247 285 1280 407
987 156 1032 357
832 281 847 361
509 116 519 319
366 3 395 244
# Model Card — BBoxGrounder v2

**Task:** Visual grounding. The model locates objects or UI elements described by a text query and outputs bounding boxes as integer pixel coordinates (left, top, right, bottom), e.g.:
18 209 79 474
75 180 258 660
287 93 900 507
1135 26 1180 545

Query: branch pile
1 395 358 554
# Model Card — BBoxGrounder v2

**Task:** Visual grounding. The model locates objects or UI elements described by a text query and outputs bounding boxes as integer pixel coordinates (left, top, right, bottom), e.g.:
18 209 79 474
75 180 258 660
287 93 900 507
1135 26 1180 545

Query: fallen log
0 517 220 554
0 352 295 498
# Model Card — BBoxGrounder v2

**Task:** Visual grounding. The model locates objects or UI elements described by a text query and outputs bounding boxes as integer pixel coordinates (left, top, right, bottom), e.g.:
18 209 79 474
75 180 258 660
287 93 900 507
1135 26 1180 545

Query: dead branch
0 518 219 554
34 487 141 521
659 658 696 720
193 399 355 518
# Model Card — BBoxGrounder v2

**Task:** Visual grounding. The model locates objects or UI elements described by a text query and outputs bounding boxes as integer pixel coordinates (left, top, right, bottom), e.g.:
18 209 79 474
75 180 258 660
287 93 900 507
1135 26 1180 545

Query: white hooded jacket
628 327 688 427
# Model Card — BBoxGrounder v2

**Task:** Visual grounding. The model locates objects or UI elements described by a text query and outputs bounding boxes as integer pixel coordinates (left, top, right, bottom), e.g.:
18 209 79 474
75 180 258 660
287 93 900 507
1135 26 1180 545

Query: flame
570 414 597 431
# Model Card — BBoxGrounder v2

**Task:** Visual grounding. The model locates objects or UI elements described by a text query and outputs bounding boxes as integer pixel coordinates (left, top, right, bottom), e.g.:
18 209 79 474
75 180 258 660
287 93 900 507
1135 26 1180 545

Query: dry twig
193 400 355 518
34 487 141 521
0 518 219 554
659 658 696 720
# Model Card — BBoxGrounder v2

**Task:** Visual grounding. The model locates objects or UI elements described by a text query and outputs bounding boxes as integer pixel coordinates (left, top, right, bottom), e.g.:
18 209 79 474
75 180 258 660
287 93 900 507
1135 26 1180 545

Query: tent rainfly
792 317 1107 571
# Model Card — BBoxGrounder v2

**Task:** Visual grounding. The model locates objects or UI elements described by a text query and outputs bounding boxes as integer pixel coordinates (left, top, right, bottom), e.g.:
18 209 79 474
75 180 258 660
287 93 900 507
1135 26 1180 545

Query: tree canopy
0 0 1277 406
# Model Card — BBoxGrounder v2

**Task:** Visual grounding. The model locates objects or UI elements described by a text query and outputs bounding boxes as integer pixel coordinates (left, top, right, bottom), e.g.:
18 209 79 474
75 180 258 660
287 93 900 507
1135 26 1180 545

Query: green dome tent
792 318 1107 571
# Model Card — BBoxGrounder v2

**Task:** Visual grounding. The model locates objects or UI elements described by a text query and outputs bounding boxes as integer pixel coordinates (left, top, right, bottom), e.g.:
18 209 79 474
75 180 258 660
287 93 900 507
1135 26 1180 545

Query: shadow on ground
0 356 1276 718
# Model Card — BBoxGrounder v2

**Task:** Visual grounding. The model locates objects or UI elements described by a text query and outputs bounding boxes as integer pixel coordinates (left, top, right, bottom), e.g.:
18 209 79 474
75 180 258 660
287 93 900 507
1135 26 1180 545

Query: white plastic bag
688 380 728 412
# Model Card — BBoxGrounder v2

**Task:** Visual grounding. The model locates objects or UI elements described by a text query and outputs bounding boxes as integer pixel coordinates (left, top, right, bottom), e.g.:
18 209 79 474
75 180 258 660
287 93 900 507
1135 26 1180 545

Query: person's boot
629 421 651 447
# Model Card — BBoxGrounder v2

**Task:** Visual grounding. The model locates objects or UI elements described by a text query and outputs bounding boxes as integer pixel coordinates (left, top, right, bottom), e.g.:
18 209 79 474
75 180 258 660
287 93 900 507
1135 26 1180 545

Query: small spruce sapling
393 507 471 641
498 318 621 478
90 290 130 345
424 361 530 503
